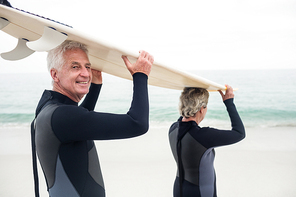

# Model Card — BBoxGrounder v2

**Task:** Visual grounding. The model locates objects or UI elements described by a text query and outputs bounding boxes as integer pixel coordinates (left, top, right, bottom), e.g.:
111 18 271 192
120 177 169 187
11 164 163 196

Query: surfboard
0 4 226 91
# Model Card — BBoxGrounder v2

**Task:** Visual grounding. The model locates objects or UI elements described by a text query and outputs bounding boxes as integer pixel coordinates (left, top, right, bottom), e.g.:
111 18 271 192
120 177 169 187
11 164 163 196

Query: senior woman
168 85 245 197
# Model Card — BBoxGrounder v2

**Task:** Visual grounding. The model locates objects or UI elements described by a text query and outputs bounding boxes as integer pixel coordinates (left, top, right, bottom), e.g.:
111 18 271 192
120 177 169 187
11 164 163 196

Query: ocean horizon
0 69 295 128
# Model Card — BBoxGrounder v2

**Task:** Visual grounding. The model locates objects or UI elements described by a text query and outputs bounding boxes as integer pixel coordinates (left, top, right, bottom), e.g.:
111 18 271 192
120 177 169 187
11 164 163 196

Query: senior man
31 40 153 197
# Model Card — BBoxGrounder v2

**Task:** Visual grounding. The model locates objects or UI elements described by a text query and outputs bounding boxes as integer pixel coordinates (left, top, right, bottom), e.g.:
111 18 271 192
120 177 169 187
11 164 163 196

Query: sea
0 69 295 129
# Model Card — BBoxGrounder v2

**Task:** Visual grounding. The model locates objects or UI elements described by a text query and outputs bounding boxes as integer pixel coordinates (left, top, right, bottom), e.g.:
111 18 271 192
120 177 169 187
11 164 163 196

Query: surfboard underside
0 5 225 91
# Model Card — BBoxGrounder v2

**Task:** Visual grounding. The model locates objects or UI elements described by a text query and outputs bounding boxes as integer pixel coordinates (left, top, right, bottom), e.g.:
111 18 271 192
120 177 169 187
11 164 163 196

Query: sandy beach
0 124 295 197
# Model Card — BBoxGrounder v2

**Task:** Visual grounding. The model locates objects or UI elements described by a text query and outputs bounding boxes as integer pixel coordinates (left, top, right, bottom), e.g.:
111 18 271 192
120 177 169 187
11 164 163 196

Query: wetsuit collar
36 90 78 116
35 90 53 116
177 116 199 127
48 90 78 106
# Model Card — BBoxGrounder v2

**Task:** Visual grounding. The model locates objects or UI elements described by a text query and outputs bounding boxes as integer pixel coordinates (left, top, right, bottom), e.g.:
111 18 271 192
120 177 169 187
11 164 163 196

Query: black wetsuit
34 73 149 197
168 99 245 197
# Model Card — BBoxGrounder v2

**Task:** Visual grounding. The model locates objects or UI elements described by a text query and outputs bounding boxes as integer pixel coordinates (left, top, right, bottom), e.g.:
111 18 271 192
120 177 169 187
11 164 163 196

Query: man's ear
200 107 206 115
50 68 59 83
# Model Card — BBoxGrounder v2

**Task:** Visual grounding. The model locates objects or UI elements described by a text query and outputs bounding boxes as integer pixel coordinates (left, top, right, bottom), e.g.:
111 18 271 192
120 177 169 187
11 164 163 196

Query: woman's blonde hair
179 87 209 118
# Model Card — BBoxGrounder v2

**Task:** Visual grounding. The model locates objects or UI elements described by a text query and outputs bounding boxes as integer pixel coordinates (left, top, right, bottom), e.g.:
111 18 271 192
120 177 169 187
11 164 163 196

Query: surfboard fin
26 26 68 52
1 38 35 60
0 17 10 30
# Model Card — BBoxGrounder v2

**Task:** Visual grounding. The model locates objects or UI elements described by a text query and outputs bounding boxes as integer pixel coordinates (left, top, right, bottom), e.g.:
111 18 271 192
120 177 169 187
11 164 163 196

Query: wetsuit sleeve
51 73 149 141
191 98 245 148
79 83 102 111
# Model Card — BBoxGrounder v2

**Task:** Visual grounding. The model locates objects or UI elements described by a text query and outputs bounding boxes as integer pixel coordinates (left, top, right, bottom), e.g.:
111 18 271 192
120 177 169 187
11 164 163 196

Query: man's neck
52 84 82 103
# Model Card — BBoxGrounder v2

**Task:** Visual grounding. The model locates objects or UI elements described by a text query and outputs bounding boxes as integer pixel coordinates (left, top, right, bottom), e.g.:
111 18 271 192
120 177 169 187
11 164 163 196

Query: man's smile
76 80 89 84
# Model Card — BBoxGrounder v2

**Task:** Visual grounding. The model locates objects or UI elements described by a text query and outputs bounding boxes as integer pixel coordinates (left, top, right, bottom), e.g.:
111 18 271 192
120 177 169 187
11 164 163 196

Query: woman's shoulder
169 121 179 133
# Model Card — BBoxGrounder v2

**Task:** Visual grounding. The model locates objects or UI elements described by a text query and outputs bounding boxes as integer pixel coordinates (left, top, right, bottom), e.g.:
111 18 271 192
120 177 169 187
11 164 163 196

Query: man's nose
80 66 90 77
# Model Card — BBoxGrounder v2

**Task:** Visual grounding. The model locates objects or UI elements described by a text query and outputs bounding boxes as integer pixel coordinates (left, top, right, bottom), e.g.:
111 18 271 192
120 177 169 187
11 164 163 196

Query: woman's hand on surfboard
218 84 234 101
91 69 102 84
122 50 153 76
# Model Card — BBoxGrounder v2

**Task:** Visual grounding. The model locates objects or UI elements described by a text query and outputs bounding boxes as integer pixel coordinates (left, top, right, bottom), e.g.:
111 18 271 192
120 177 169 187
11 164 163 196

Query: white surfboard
0 4 226 91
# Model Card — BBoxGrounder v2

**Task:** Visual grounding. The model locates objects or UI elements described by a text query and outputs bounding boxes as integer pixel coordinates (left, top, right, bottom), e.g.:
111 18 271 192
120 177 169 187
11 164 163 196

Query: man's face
53 48 92 102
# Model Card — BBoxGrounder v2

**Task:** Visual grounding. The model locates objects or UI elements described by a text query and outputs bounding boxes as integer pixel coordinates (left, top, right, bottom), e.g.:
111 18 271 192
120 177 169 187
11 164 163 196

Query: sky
0 0 296 73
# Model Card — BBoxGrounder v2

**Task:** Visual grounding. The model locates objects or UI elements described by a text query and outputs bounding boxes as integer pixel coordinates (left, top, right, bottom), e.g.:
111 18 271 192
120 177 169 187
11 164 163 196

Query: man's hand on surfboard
91 69 102 84
218 85 234 101
122 50 153 76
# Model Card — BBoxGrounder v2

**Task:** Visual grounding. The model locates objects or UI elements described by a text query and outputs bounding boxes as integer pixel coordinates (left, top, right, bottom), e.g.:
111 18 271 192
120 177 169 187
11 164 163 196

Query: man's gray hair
47 40 88 72
179 87 209 118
